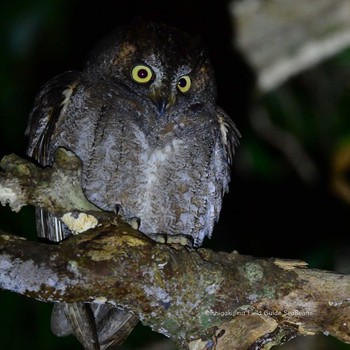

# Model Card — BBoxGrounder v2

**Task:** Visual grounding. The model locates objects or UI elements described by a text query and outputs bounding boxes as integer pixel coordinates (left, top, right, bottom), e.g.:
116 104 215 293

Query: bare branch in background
231 0 350 92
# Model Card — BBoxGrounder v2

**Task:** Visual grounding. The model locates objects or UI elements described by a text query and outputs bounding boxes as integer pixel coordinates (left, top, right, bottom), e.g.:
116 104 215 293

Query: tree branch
0 150 349 349
231 0 350 92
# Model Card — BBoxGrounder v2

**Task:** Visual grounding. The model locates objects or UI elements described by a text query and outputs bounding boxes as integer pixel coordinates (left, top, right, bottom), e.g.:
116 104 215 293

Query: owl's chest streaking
49 83 229 246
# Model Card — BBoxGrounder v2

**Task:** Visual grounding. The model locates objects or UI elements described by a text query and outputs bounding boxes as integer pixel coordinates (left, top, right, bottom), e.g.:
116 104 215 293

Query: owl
26 20 239 350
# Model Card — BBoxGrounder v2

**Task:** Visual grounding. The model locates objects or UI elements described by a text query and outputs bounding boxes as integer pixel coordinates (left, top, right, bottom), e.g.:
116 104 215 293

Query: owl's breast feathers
27 72 239 247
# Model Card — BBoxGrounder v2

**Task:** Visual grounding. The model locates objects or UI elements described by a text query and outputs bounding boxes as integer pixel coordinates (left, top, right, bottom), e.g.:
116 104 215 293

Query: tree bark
0 149 349 349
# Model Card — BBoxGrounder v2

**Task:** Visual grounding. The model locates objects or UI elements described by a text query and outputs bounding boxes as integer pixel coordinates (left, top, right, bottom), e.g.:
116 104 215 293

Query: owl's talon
114 206 140 230
127 217 141 230
114 204 123 215
144 233 193 247
144 233 167 244
165 235 194 248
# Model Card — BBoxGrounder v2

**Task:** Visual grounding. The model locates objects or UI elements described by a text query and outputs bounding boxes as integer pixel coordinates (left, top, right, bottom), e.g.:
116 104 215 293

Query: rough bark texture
0 149 349 349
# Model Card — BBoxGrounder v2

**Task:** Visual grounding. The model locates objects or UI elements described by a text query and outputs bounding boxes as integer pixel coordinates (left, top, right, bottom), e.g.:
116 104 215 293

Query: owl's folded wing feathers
26 71 139 349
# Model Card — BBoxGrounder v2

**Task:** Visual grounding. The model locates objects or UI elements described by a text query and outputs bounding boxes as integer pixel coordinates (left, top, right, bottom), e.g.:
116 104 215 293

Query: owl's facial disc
130 64 177 115
130 61 194 115
148 74 191 115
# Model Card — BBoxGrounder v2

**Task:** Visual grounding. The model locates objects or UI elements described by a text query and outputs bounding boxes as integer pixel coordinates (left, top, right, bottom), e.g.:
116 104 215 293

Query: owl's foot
165 234 194 247
145 232 194 248
115 205 193 247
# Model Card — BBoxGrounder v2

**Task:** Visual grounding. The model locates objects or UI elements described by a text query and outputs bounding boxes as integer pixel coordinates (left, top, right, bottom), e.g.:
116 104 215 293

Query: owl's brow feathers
113 43 136 66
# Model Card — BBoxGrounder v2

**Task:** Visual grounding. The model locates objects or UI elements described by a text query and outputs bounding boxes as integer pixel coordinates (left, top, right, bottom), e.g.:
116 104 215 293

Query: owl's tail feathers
93 304 139 349
51 302 100 350
36 208 71 242
51 303 138 350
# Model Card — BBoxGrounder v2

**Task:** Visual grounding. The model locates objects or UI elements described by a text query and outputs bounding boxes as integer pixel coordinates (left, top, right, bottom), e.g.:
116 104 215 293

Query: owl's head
85 20 217 115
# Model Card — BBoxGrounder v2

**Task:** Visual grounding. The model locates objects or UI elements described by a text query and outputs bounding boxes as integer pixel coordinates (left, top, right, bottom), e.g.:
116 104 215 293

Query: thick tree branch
231 0 350 92
0 150 349 349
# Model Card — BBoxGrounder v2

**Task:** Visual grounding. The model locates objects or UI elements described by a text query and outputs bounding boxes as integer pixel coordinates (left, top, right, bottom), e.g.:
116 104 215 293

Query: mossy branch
0 149 349 349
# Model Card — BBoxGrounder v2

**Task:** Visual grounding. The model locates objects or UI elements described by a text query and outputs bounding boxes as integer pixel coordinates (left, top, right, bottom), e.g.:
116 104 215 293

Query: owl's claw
127 217 141 230
115 204 192 247
145 233 193 248
165 234 194 247
142 232 166 244
114 205 140 230
114 204 123 215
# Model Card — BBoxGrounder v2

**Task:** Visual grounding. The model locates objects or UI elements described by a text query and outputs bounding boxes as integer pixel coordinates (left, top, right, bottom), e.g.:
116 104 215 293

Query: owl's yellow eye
177 75 191 93
131 65 153 83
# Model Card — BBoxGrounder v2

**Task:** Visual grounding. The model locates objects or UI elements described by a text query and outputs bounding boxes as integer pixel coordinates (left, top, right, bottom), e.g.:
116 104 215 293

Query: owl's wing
26 71 138 349
26 71 81 241
204 107 240 242
26 71 81 165
216 107 241 168
214 107 240 200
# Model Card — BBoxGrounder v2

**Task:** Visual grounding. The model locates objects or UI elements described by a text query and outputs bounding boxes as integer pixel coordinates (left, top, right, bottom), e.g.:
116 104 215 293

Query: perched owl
26 20 239 349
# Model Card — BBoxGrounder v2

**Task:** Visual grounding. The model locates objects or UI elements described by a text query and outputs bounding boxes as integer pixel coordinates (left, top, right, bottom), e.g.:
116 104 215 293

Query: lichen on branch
0 148 98 213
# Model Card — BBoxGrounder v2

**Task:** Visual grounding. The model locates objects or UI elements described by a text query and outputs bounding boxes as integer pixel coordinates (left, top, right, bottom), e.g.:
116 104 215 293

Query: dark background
1 0 350 349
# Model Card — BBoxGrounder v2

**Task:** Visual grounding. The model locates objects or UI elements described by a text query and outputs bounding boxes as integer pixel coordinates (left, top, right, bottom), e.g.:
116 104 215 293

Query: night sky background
1 0 350 349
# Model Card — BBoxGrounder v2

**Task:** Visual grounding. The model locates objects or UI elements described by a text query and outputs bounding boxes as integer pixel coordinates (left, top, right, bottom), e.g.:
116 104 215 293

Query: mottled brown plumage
26 20 239 349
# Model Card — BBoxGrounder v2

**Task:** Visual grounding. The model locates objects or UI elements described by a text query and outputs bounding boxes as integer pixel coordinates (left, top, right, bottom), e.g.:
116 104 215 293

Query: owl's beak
149 91 175 115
